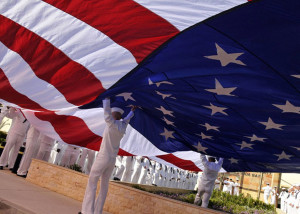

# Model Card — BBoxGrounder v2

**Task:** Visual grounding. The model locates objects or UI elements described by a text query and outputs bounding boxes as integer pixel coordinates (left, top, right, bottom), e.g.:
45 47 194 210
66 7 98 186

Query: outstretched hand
131 105 138 111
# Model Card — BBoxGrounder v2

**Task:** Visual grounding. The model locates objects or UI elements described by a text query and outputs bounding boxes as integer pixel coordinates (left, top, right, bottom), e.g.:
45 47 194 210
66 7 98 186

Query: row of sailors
111 156 199 190
0 105 200 189
279 185 300 214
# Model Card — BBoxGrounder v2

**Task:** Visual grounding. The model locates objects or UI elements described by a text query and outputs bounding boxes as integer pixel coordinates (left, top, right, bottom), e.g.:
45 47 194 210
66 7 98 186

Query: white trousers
60 149 80 167
114 165 125 179
264 194 270 204
78 149 88 171
131 166 142 183
85 150 96 175
0 133 24 167
138 168 148 184
17 136 40 175
36 143 53 162
81 154 115 214
194 183 214 208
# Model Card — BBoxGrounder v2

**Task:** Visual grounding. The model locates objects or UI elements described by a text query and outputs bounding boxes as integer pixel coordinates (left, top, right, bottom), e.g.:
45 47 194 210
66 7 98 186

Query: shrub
68 164 82 172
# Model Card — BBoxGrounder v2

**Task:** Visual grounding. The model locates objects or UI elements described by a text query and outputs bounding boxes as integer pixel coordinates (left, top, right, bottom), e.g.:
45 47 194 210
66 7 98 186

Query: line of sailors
111 156 199 190
220 177 241 196
278 184 300 214
0 105 200 189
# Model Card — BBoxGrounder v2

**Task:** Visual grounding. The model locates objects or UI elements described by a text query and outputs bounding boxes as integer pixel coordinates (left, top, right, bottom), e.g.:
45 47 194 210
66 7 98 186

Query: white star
291 75 300 79
259 117 285 130
193 142 208 153
162 117 175 127
245 134 266 142
229 157 239 164
204 43 246 67
160 128 175 141
203 103 228 116
200 123 220 132
148 78 173 87
156 106 174 117
274 151 292 161
205 79 237 96
196 132 213 140
117 92 135 101
292 147 300 151
236 141 254 150
273 100 300 114
156 91 172 99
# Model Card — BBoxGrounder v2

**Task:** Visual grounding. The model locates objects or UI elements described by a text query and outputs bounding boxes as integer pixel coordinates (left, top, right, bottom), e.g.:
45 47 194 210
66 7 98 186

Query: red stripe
34 111 102 148
0 68 45 110
157 154 201 172
43 0 179 63
0 15 105 107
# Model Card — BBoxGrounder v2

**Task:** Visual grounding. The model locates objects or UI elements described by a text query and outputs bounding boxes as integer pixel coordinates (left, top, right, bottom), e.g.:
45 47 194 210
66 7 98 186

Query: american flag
0 0 299 172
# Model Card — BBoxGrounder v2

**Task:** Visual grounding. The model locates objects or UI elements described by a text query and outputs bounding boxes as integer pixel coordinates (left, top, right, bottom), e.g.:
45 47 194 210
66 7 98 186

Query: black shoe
78 212 83 214
113 177 120 181
17 174 27 178
0 166 3 170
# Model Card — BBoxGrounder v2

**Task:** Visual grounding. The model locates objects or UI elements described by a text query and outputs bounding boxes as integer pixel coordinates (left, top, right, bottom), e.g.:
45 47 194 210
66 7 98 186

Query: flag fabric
0 0 299 172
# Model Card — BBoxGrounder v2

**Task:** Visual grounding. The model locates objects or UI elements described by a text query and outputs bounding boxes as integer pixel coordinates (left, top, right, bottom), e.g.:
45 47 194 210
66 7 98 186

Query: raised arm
103 98 114 125
123 105 136 124
217 158 224 167
200 154 208 167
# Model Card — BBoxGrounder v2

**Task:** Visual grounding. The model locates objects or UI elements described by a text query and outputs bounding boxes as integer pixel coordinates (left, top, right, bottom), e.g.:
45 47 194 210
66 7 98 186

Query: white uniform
131 156 143 183
223 180 230 193
153 163 161 186
85 149 96 175
36 133 55 162
113 156 124 180
53 141 67 165
78 148 88 171
146 162 155 185
262 185 272 204
234 182 240 196
0 108 29 168
121 156 134 182
59 144 80 167
194 154 223 208
0 105 9 123
270 188 278 205
17 125 40 176
81 99 134 214
279 190 287 211
214 179 221 190
138 158 149 185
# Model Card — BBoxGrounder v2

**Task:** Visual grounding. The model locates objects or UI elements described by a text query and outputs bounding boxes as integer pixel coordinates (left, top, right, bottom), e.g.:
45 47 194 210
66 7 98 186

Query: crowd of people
0 104 199 190
1 103 299 214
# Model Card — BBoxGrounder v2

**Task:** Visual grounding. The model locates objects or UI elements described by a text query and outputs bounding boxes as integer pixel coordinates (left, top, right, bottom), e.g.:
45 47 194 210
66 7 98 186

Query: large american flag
0 0 299 172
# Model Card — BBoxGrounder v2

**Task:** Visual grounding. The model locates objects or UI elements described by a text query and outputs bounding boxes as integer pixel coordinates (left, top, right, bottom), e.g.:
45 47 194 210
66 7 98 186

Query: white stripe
0 42 76 110
56 107 168 156
134 0 247 31
0 0 137 89
23 110 63 142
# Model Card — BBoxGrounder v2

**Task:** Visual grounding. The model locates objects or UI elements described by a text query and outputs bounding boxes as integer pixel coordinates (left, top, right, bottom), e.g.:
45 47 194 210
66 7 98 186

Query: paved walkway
0 170 110 214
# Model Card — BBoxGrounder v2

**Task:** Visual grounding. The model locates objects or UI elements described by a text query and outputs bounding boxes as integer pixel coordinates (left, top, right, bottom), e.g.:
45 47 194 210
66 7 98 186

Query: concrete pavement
0 170 110 214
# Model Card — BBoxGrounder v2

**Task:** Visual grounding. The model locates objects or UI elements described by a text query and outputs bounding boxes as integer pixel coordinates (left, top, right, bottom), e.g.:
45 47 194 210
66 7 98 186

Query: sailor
80 98 136 214
113 156 124 181
17 125 40 177
214 177 221 191
59 144 80 167
233 178 240 196
279 188 287 211
194 154 223 208
138 157 149 185
36 133 55 162
131 156 143 183
121 156 134 182
0 108 29 170
262 183 272 204
270 186 278 205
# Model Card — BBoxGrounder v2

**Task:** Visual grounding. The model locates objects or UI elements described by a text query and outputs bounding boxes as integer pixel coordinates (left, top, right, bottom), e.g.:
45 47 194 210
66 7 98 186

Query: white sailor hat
111 107 124 115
